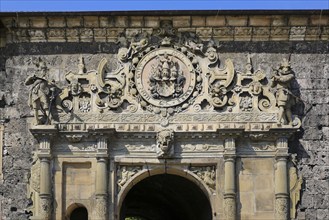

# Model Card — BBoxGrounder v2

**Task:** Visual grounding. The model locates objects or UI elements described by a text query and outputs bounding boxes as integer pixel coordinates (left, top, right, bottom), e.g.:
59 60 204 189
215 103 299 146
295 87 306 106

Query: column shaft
38 137 52 220
224 138 236 220
96 158 108 196
40 158 51 195
275 157 289 220
95 137 108 220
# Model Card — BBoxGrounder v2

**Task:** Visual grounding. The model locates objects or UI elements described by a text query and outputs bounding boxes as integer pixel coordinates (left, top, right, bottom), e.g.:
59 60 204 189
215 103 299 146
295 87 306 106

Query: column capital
96 157 108 162
275 155 288 161
97 137 108 155
39 156 52 161
224 137 236 156
224 155 236 161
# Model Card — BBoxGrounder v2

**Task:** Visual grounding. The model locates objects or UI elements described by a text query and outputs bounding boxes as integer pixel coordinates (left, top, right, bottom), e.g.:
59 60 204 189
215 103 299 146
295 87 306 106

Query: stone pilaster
95 137 108 220
224 138 236 220
38 137 52 220
275 138 289 220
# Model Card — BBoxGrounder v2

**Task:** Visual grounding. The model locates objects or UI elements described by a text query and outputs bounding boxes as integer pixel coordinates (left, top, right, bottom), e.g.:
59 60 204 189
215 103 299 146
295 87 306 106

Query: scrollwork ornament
258 98 271 111
61 99 73 111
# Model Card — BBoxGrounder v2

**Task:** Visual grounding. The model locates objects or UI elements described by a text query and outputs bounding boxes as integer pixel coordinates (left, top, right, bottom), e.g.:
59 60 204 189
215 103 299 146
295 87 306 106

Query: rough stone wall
0 12 328 220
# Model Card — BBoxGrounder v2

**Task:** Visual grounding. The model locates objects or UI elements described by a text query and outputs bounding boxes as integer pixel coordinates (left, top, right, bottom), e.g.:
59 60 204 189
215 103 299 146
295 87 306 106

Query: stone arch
117 166 214 220
65 203 89 220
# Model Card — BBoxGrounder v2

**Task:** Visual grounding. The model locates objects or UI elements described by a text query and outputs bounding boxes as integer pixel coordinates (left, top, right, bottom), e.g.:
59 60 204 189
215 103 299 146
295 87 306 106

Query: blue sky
0 0 328 12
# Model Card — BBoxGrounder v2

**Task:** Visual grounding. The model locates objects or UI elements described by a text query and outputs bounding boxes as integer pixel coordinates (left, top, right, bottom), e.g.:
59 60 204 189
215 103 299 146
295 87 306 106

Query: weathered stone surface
0 11 328 220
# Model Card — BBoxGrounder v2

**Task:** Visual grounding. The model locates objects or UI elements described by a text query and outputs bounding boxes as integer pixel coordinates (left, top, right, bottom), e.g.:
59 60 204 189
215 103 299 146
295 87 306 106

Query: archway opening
70 206 88 220
120 174 212 220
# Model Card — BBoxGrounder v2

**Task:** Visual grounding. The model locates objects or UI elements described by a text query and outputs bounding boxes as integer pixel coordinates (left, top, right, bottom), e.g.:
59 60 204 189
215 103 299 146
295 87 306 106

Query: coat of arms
149 53 186 99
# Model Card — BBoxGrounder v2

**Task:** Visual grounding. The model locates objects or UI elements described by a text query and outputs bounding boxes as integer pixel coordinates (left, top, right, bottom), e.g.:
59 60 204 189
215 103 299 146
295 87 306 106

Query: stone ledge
1 14 328 45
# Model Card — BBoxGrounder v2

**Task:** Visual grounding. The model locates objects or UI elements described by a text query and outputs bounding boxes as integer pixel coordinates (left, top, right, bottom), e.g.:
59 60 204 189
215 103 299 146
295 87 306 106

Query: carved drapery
289 154 303 219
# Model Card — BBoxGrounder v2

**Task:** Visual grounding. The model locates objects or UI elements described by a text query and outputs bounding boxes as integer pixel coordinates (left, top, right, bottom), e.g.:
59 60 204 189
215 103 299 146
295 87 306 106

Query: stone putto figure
271 58 295 125
117 166 139 188
25 60 56 125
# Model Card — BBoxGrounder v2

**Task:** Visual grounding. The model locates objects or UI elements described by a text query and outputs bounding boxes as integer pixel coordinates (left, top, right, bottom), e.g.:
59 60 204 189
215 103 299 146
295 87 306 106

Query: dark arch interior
120 174 212 220
70 207 88 220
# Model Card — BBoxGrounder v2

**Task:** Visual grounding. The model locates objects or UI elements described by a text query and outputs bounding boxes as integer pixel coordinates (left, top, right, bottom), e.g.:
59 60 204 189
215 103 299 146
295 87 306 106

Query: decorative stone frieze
23 26 302 135
1 14 328 45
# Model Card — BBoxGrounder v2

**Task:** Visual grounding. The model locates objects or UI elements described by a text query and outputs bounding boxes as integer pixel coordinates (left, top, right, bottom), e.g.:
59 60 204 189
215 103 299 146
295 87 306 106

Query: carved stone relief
25 59 57 125
271 58 296 125
54 142 97 152
275 197 289 219
94 196 107 219
117 166 142 189
180 144 224 152
27 153 40 214
224 197 236 220
156 129 174 158
39 196 52 220
24 27 301 129
288 154 303 219
190 166 216 190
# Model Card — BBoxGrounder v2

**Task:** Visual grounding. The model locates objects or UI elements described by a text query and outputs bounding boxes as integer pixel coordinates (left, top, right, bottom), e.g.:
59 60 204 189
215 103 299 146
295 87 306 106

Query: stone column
95 137 108 220
275 138 289 220
224 138 236 220
38 137 52 220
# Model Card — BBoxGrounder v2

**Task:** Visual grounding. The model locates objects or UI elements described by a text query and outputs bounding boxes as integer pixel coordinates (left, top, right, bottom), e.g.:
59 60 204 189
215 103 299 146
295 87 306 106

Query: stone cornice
1 13 328 45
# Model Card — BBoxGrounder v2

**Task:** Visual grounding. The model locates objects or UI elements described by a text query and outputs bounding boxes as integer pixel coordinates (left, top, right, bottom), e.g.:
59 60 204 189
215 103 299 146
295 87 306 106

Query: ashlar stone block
255 191 274 211
205 16 225 26
48 17 66 27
